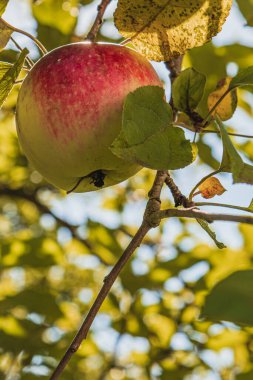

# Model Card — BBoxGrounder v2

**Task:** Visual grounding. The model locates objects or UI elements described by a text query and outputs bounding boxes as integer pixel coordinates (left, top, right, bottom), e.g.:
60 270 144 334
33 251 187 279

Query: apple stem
85 0 112 42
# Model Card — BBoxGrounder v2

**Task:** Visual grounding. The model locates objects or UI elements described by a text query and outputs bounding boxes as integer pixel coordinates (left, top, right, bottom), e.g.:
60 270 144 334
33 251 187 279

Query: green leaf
0 0 9 16
0 60 12 78
237 0 253 26
172 68 206 113
249 199 253 211
202 270 253 325
0 48 28 109
110 86 195 170
230 66 253 88
111 126 196 170
0 18 13 51
196 219 226 249
217 117 253 184
120 86 173 145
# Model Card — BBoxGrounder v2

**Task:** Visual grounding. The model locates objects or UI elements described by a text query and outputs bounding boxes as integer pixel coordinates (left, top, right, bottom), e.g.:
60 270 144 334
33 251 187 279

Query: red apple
16 42 162 192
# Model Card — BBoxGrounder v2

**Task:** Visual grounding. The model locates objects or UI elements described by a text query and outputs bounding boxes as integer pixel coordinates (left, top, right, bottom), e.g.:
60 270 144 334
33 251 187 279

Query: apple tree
0 0 253 379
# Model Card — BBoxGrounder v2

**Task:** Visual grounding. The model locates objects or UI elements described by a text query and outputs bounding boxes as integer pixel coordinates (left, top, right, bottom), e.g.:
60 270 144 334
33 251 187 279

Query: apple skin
16 42 162 192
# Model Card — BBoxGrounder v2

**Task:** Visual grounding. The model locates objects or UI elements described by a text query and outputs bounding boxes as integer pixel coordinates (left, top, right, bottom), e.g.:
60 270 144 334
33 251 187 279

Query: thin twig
201 129 253 139
3 18 47 55
11 37 34 68
165 172 194 208
160 208 253 225
165 56 184 84
195 202 253 214
86 0 112 42
49 171 167 379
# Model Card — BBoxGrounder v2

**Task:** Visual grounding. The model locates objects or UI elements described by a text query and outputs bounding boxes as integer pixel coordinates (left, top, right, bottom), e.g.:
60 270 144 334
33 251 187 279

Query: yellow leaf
208 77 238 120
0 18 12 51
114 0 232 61
198 177 226 199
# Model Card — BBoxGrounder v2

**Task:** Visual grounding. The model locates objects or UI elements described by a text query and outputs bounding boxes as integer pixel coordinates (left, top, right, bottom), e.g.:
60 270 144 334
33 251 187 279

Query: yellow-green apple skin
16 42 162 192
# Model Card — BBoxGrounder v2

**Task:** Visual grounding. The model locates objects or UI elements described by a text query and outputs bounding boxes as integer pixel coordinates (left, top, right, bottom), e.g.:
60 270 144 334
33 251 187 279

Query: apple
16 42 162 192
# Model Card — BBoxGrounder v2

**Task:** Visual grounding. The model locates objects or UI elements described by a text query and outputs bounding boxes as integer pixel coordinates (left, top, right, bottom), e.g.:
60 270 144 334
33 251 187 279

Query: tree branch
86 0 112 42
165 172 194 208
49 171 167 379
160 208 253 225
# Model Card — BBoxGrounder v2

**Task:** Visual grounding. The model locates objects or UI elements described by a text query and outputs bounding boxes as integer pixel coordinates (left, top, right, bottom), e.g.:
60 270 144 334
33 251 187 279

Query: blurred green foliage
0 1 253 379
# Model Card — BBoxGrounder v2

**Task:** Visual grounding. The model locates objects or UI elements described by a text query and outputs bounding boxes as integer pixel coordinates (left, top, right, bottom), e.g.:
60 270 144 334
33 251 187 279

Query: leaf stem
201 129 253 139
120 38 132 45
195 202 253 214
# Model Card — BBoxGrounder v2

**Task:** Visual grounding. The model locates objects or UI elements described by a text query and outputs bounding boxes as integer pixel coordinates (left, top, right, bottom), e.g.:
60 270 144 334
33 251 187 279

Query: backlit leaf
208 77 238 120
0 48 28 109
114 0 232 61
202 270 253 325
0 18 12 51
172 68 206 113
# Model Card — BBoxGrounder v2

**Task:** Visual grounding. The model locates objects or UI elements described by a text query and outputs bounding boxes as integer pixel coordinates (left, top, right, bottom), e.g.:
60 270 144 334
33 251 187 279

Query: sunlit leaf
0 60 11 78
172 68 206 113
0 48 28 109
114 0 232 61
208 77 238 120
202 270 253 325
0 18 12 50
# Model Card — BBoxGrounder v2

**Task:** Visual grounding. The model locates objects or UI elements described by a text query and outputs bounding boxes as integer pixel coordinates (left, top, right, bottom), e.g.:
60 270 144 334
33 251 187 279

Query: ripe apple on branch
16 42 162 193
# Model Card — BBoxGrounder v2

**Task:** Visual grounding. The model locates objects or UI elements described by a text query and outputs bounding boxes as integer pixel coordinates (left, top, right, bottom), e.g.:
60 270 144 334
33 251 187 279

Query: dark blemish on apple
89 169 106 188
67 169 106 194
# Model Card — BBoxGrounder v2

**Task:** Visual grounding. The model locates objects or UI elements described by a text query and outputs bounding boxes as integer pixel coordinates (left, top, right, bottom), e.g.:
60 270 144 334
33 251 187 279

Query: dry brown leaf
114 0 232 61
198 177 226 199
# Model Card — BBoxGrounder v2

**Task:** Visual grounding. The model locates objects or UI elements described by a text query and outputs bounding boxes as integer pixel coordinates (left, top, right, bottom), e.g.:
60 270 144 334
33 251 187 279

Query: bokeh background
0 0 253 379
